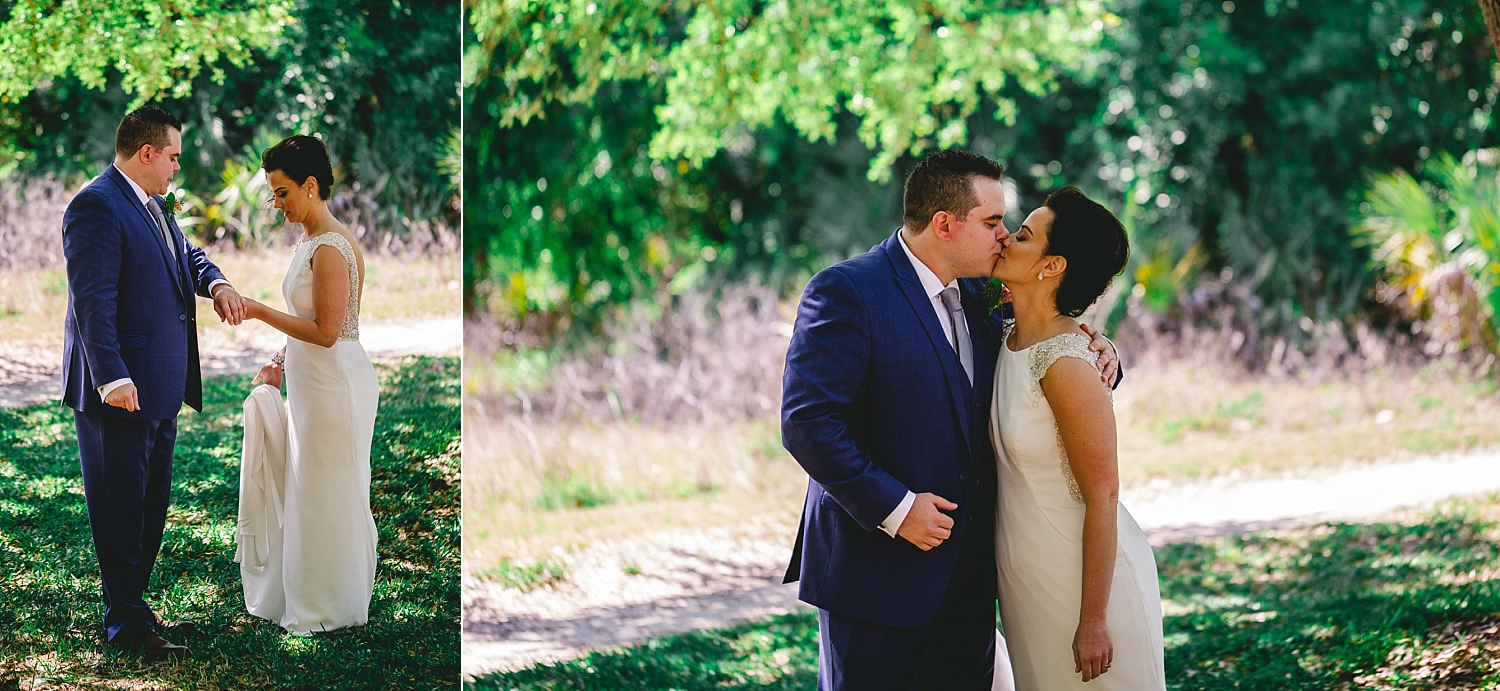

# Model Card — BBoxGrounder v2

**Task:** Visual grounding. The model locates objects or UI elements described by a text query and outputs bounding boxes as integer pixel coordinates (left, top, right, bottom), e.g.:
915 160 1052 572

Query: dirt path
0 317 461 408
461 449 1500 680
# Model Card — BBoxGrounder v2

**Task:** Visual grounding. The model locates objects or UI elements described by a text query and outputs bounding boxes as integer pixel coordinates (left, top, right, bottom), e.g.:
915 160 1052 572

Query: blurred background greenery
1 0 460 253
463 0 1500 621
465 4 1500 682
467 0 1500 362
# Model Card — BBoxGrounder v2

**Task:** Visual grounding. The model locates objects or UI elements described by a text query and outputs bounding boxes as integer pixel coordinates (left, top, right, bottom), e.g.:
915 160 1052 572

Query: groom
781 150 1118 689
61 105 248 659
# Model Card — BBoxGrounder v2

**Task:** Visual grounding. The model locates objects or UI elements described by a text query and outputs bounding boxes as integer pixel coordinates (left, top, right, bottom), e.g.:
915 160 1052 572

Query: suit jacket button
179 313 187 321
959 472 968 482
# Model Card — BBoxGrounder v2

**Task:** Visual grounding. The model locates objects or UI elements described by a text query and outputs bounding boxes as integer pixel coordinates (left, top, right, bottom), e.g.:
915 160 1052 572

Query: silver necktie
939 286 973 385
146 198 177 257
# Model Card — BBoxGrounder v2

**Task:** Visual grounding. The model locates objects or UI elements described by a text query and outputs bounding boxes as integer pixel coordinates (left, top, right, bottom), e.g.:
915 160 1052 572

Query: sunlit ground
0 248 459 347
464 344 1500 575
472 492 1500 690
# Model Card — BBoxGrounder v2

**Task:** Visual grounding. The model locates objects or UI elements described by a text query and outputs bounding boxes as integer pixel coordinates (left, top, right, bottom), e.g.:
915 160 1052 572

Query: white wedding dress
237 231 379 634
990 329 1165 691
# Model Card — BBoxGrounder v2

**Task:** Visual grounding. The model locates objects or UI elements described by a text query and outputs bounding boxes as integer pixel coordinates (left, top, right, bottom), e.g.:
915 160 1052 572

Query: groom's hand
897 493 957 551
212 284 248 325
104 383 140 412
1079 323 1118 385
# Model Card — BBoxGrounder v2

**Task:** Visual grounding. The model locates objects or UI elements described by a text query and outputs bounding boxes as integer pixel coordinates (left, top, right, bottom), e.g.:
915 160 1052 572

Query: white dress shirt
98 172 231 402
875 229 966 538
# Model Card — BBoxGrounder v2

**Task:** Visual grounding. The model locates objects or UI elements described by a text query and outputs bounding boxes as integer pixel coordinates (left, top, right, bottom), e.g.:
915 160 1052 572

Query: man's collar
114 164 151 206
896 227 956 298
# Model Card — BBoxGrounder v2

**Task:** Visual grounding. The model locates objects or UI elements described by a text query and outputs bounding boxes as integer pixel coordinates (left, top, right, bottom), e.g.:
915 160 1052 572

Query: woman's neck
301 203 338 237
1008 284 1068 348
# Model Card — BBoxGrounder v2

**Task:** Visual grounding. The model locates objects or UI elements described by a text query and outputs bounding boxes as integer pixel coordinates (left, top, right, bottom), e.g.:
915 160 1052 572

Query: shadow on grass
0 356 459 689
473 494 1500 690
471 612 819 691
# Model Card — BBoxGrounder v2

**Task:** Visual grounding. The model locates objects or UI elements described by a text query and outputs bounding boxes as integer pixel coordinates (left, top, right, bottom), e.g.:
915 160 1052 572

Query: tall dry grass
464 281 1500 566
0 177 460 347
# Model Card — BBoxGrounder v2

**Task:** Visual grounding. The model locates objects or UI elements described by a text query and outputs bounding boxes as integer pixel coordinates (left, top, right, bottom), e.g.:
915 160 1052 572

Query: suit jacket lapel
881 232 974 446
103 166 190 306
159 199 197 303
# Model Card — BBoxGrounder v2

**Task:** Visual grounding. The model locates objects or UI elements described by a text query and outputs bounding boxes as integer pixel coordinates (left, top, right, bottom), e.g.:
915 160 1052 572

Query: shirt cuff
878 491 917 538
208 279 231 296
98 378 132 402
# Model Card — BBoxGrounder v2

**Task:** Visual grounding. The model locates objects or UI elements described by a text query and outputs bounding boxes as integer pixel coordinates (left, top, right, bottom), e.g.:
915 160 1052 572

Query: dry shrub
470 282 789 426
467 278 1500 509
0 177 67 270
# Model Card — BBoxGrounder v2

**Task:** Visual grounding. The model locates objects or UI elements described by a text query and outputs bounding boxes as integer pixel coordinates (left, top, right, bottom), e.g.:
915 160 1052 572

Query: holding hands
212 284 248 325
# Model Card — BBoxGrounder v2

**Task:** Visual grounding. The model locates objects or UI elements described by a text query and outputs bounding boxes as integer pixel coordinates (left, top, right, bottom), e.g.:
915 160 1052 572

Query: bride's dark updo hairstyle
261 135 335 200
1041 186 1130 318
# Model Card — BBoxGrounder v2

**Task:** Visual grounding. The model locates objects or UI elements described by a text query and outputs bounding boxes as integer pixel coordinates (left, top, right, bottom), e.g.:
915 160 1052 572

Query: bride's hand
251 362 283 389
1072 620 1113 682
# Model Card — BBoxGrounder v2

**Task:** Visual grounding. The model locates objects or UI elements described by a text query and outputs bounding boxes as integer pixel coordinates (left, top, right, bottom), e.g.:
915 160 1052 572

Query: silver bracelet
270 351 285 367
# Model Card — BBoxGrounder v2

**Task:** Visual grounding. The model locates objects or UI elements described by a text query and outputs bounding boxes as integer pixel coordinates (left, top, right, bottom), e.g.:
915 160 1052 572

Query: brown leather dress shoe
110 632 189 660
142 632 189 660
152 613 197 636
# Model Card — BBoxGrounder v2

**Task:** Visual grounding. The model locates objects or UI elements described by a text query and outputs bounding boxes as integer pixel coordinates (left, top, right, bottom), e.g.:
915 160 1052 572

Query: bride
237 134 380 634
989 187 1164 689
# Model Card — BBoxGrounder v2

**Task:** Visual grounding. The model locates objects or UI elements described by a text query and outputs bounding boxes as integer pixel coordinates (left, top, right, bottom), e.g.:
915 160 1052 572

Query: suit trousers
818 532 997 691
74 410 176 643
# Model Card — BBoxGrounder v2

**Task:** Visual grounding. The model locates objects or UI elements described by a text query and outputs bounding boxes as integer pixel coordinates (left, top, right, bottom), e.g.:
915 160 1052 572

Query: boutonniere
979 278 1013 315
162 191 185 215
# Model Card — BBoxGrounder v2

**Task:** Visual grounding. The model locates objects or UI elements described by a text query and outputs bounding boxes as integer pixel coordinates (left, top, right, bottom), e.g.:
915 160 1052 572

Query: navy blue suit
61 164 226 643
782 231 1006 690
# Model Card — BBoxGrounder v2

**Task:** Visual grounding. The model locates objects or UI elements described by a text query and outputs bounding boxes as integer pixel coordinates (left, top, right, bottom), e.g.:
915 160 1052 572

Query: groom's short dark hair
902 150 1004 233
115 106 183 159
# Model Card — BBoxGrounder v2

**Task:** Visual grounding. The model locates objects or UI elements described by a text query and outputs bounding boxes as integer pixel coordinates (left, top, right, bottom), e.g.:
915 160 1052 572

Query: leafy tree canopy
0 0 291 106
473 0 1110 180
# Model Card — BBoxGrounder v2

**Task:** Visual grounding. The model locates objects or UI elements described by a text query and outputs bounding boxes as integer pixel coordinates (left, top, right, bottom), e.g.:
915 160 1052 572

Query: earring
1037 272 1044 280
308 193 313 199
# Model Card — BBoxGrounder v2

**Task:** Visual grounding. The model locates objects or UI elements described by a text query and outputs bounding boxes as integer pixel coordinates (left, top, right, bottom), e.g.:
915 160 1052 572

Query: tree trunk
1479 0 1500 65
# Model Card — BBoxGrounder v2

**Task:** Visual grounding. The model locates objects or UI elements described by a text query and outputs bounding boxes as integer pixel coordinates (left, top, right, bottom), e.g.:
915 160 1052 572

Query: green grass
472 493 1500 690
0 356 459 689
469 612 820 691
477 557 569 593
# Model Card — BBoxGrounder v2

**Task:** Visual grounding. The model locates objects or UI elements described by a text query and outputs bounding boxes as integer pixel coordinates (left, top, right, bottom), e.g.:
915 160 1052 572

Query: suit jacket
61 164 226 419
781 230 1006 629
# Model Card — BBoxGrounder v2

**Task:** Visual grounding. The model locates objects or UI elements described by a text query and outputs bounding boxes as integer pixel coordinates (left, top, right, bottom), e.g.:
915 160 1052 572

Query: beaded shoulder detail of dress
1026 332 1099 401
303 232 361 341
1010 329 1111 504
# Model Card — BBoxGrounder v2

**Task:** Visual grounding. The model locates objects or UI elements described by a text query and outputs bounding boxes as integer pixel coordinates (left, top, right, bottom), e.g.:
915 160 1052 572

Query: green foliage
993 0 1500 341
478 495 1500 690
0 357 459 688
537 474 615 510
1355 149 1500 353
0 0 290 105
479 557 569 592
474 0 1106 180
469 0 1500 350
2 0 460 243
465 0 1104 325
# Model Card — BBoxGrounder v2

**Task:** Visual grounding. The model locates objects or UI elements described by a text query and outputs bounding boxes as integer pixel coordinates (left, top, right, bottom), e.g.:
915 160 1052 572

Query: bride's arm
246 245 350 348
1041 357 1120 683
